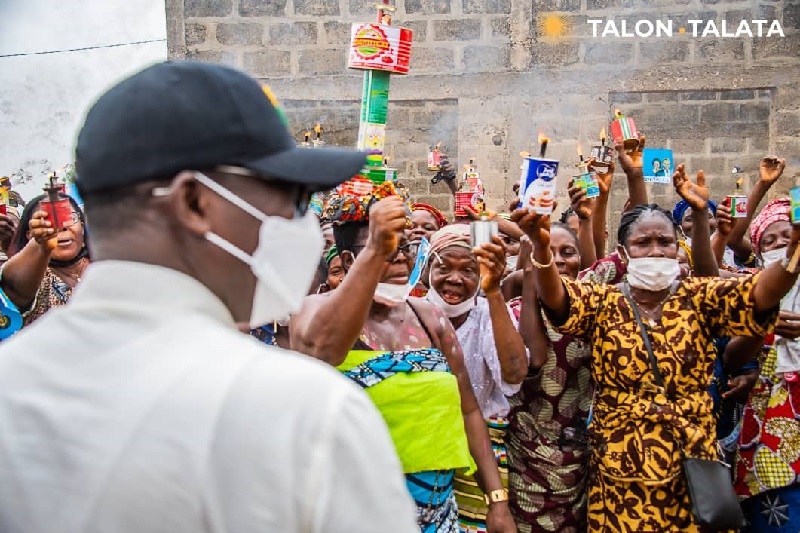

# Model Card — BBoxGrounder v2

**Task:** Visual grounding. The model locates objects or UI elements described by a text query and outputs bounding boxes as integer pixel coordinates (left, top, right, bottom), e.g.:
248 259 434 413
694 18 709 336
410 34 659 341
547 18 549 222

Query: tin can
519 157 559 215
590 145 613 167
455 191 483 217
610 117 639 150
41 198 74 229
728 194 748 219
470 218 498 248
573 171 600 199
790 187 800 225
427 149 442 171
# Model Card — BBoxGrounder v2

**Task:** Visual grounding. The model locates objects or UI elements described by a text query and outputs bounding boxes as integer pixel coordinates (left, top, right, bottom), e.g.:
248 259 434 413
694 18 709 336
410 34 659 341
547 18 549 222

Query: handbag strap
622 282 665 390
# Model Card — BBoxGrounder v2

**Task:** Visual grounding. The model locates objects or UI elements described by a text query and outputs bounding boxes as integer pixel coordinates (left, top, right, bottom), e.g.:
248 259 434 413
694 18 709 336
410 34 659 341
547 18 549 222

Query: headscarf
309 191 326 217
750 198 790 253
412 202 447 229
429 224 471 256
321 180 412 226
324 244 339 264
672 199 718 224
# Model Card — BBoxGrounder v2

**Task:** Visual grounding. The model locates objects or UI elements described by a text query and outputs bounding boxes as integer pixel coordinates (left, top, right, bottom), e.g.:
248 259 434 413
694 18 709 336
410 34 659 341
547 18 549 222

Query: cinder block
405 0 452 15
243 50 292 77
298 49 347 75
294 0 340 16
432 19 482 41
216 23 263 46
185 23 207 47
269 22 319 46
185 0 232 17
463 45 511 71
239 0 286 16
463 0 511 14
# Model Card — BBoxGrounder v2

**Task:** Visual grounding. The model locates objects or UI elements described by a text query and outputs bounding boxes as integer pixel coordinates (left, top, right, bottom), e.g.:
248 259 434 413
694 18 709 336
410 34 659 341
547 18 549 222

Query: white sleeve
306 385 418 533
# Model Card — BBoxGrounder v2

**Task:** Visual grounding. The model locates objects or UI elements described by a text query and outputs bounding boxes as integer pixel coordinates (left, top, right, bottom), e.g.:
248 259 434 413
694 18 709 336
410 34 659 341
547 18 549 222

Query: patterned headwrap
325 244 339 264
412 202 448 229
322 180 413 226
309 191 326 217
429 224 471 256
672 199 718 224
750 198 790 253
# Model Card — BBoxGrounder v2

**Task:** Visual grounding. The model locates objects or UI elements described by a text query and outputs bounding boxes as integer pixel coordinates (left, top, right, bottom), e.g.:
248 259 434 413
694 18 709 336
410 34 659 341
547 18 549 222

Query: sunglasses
216 165 313 216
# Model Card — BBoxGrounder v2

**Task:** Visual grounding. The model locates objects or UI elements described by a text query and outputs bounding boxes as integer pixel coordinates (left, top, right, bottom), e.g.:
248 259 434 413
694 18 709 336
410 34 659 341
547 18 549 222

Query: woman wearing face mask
424 225 528 533
512 167 799 532
733 197 800 532
1 193 90 327
506 223 593 533
293 185 517 533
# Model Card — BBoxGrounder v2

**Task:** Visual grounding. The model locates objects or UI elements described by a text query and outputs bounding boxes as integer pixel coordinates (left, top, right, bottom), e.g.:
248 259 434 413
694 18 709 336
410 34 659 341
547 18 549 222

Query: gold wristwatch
484 488 509 506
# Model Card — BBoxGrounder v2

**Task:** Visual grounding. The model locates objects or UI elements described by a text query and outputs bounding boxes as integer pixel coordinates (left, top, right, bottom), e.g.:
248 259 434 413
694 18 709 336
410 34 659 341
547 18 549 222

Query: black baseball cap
74 60 366 194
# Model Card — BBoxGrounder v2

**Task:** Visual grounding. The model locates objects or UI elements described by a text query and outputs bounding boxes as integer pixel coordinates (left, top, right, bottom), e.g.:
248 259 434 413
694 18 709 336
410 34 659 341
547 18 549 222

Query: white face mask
623 249 681 291
192 172 323 328
425 252 478 318
373 237 431 305
761 247 787 268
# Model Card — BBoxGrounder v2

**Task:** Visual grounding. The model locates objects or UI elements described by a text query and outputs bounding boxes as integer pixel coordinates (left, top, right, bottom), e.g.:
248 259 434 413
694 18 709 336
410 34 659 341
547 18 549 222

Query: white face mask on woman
761 247 787 268
191 172 323 328
424 252 479 318
623 249 681 291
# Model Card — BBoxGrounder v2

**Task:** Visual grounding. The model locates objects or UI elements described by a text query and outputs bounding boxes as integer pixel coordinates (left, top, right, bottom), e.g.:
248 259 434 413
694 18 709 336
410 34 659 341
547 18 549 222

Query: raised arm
475 234 528 384
567 179 597 269
290 198 407 365
590 159 614 259
517 237 549 370
432 306 516 533
511 206 570 325
616 135 648 212
727 157 786 259
752 225 800 313
712 202 735 267
0 211 55 309
673 165 718 277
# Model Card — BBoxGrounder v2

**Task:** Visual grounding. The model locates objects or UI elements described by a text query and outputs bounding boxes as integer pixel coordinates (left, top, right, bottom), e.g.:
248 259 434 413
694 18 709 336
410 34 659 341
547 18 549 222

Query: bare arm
673 166 717 277
511 209 570 325
590 160 614 260
290 198 407 365
711 202 735 267
727 157 786 259
0 211 55 309
567 181 597 270
722 335 764 372
434 310 515 532
616 135 648 211
476 235 529 384
517 239 549 370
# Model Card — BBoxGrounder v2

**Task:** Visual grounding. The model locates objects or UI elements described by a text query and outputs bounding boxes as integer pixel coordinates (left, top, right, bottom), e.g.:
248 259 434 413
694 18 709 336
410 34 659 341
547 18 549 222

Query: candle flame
538 132 549 144
600 127 607 141
614 109 623 119
435 141 442 149
314 123 322 135
736 177 743 189
576 144 583 158
519 151 530 158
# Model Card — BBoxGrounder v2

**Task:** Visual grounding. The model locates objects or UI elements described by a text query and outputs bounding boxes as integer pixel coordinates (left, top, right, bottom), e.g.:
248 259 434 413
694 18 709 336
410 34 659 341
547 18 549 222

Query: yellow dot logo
679 27 686 34
539 14 570 38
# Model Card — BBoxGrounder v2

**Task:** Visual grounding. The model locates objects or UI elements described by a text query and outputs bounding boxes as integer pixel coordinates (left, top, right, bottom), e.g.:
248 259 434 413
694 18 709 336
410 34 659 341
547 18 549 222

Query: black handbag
623 283 745 530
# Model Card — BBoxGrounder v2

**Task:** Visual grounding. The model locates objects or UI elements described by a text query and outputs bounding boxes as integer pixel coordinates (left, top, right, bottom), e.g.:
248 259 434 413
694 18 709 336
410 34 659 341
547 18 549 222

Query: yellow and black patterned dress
555 274 777 532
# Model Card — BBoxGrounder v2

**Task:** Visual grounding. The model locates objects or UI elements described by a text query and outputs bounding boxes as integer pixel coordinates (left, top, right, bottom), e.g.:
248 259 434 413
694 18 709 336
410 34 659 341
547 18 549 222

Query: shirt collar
69 260 236 326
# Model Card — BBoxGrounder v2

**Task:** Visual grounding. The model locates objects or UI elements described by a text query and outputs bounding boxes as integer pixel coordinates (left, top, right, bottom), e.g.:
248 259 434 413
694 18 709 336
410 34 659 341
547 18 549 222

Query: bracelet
530 250 554 269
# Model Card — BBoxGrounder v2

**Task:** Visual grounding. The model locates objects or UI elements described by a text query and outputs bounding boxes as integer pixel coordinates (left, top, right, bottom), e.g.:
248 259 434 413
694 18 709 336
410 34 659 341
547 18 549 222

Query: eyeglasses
350 242 417 262
216 165 313 216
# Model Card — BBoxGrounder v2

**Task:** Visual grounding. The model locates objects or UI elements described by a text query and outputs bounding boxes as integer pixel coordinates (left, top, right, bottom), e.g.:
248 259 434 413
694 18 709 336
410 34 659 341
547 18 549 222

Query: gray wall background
165 0 799 232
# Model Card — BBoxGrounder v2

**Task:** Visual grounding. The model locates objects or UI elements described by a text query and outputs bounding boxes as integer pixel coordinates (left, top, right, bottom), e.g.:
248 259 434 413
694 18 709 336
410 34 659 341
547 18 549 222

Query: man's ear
159 171 212 238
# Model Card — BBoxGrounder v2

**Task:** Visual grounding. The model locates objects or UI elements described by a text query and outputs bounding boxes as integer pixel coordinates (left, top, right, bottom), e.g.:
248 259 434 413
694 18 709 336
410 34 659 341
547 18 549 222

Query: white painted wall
0 0 168 202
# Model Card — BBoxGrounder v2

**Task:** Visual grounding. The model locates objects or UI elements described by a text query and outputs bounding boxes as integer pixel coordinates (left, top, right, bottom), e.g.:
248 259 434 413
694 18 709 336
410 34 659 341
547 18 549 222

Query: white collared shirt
0 261 416 533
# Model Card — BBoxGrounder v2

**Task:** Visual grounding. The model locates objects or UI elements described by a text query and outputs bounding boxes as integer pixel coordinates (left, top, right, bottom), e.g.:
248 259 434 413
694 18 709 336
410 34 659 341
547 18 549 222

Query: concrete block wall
167 0 800 236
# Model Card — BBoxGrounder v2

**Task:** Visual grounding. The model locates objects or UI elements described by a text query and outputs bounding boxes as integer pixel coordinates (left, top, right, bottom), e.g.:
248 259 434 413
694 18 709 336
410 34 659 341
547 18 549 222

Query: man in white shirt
0 61 417 533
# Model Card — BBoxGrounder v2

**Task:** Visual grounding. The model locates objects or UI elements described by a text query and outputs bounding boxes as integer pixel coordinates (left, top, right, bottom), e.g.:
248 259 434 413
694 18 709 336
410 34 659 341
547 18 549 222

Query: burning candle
304 131 311 143
538 132 549 158
577 144 585 164
600 127 607 147
314 123 323 140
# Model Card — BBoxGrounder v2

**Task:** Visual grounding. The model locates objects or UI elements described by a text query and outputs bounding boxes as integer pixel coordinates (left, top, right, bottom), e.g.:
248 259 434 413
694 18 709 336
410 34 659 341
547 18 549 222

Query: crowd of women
1 141 798 533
